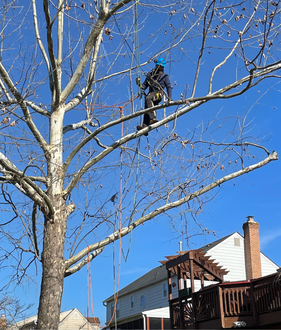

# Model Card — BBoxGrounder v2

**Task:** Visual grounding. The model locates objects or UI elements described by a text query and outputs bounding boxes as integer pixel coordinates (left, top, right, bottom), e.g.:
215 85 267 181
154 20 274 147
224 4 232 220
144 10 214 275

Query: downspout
142 313 146 330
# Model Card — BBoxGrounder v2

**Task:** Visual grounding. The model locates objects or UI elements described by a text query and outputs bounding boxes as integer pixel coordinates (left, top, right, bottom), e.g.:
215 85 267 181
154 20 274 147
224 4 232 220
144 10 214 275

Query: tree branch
208 0 261 94
0 152 53 217
60 0 133 103
63 119 97 134
64 248 104 277
43 0 60 104
32 0 53 92
65 150 278 271
0 62 49 155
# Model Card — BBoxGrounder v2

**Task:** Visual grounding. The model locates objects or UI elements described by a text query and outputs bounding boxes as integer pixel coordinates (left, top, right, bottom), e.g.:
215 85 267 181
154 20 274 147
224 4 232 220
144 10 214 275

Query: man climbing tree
137 58 172 135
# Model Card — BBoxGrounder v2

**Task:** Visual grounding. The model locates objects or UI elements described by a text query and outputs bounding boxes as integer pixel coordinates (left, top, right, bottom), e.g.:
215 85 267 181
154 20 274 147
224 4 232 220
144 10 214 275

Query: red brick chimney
243 215 262 280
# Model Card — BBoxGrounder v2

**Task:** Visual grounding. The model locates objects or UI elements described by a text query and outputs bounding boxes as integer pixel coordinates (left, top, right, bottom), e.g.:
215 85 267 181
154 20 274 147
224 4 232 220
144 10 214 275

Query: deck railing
170 273 281 328
221 285 252 316
194 286 220 321
254 275 281 314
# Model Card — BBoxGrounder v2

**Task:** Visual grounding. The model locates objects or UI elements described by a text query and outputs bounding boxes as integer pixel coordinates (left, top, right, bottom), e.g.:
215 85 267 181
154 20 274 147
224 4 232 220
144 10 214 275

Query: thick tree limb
64 248 104 277
32 0 53 92
60 0 133 103
63 119 97 134
0 62 49 155
64 150 278 271
62 60 281 186
0 153 53 216
25 101 50 117
43 0 60 104
31 202 40 259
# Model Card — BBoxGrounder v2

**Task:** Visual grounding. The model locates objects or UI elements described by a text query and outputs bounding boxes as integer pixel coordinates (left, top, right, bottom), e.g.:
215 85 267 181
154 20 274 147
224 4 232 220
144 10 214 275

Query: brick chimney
243 216 262 280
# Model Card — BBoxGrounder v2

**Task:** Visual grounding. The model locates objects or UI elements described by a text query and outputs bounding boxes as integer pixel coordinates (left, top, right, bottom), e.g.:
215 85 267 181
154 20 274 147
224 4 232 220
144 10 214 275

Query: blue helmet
156 57 166 67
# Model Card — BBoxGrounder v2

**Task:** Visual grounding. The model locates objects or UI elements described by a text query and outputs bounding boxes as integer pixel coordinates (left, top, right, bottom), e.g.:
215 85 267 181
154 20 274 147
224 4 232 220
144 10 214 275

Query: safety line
87 247 101 329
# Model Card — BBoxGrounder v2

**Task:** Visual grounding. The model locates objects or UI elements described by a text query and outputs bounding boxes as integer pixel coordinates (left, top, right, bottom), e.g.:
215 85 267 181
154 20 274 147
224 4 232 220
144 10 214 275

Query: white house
7 308 100 330
103 217 279 330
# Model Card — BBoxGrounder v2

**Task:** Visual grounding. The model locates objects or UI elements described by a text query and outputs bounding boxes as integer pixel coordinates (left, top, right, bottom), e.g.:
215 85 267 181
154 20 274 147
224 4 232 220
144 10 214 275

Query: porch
170 271 281 329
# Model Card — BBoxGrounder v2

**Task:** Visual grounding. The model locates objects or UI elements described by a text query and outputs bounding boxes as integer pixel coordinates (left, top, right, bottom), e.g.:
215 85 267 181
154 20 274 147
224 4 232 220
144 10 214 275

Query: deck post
190 257 196 327
250 281 257 327
218 286 225 329
168 270 173 330
177 265 184 329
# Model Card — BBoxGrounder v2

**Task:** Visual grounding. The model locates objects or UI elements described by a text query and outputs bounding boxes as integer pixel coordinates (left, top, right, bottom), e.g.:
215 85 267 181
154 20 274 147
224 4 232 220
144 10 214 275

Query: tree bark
37 196 67 330
37 108 66 330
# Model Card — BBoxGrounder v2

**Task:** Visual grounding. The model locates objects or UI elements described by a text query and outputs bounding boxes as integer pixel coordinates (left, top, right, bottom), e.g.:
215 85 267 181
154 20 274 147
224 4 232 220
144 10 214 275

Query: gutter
142 313 146 330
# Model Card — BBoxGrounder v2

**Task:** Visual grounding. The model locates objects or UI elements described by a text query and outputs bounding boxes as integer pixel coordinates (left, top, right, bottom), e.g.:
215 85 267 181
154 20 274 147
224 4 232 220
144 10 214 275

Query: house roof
200 233 236 252
104 235 237 303
7 308 96 330
87 317 101 324
104 231 279 303
103 264 167 303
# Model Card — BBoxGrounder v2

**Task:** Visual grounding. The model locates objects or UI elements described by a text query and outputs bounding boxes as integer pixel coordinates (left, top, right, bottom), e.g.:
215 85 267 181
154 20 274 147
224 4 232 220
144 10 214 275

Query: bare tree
0 296 32 328
0 0 279 329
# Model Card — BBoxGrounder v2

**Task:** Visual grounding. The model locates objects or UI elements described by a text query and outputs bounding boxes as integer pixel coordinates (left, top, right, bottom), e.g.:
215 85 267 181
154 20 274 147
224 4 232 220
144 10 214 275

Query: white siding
106 281 169 322
105 232 279 325
205 233 278 282
59 309 96 330
261 253 279 276
205 233 247 281
106 277 218 323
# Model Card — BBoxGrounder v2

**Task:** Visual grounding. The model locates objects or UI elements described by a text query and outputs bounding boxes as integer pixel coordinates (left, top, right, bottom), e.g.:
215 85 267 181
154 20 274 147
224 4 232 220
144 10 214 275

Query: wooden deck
170 272 281 329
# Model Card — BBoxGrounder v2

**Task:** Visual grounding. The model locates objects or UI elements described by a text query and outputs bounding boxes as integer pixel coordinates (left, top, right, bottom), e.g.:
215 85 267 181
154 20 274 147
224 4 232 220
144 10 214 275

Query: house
164 217 281 329
7 308 100 330
103 216 279 329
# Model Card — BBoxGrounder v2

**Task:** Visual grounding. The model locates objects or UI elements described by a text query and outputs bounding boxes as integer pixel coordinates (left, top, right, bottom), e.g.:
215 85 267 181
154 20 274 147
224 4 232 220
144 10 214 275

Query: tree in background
0 296 32 328
0 0 279 328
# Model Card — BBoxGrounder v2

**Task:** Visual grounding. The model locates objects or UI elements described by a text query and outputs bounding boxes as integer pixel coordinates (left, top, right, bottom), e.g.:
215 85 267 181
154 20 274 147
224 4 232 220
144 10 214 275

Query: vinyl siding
106 277 179 323
105 232 279 325
261 253 279 276
59 313 87 330
204 232 247 281
205 232 278 282
59 310 97 330
106 276 219 323
8 309 98 330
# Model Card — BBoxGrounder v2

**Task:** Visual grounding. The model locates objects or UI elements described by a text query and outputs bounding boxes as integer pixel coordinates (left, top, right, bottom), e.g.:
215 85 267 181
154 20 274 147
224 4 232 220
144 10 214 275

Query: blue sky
10 72 280 327
0 1 281 328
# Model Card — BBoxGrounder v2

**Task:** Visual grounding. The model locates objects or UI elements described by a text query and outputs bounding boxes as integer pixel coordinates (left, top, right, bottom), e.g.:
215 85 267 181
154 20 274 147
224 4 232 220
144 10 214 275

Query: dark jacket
142 68 172 99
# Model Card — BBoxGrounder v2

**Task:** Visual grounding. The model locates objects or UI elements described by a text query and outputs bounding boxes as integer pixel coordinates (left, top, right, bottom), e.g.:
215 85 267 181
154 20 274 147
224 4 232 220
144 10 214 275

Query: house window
140 295 146 309
163 282 168 298
131 295 134 308
116 302 120 318
234 237 240 246
111 302 120 318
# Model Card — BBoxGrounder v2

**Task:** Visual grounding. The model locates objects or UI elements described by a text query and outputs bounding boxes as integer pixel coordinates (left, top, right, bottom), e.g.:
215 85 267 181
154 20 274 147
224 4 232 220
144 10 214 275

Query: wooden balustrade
170 274 281 328
254 276 281 314
222 286 252 316
194 286 220 321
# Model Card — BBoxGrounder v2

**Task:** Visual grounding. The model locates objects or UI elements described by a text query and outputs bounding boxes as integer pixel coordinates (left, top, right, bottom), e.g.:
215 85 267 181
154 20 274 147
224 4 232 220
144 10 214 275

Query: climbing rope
87 247 103 329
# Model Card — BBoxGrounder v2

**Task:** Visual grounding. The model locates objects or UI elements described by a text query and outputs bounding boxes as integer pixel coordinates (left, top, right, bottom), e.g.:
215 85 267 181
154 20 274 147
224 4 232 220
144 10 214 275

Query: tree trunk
37 196 67 330
37 109 66 330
